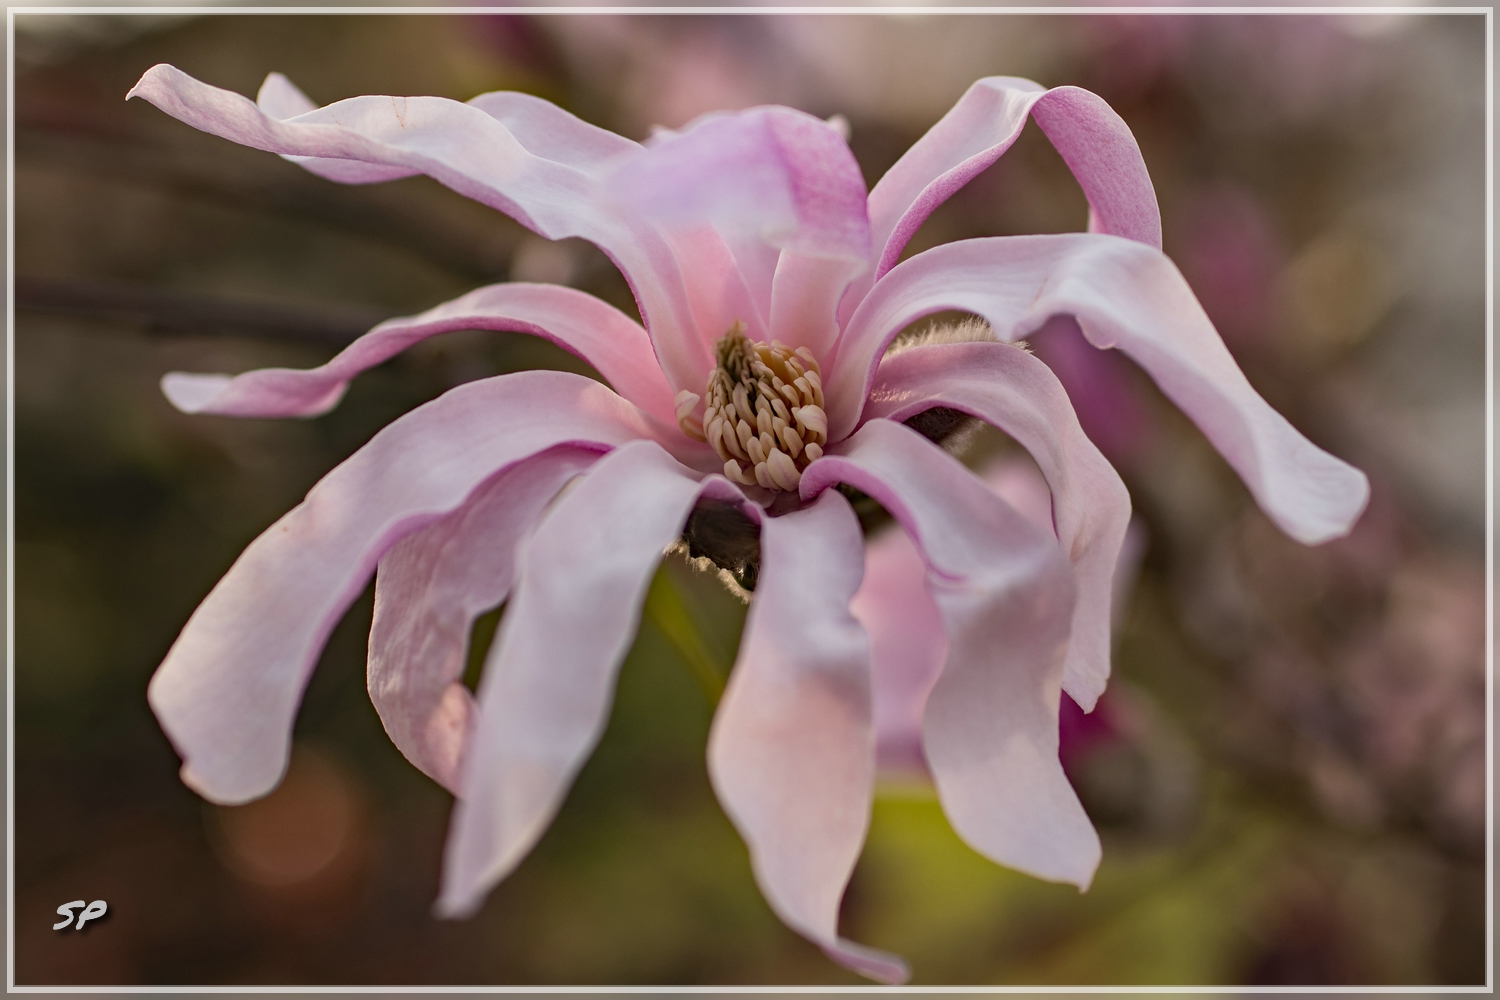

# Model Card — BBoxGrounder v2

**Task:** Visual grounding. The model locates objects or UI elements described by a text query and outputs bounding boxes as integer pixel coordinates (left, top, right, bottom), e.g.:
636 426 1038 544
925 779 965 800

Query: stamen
701 321 830 492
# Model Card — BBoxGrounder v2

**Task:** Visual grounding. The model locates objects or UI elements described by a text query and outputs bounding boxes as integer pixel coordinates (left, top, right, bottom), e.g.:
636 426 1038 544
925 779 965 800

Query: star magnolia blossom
129 65 1368 982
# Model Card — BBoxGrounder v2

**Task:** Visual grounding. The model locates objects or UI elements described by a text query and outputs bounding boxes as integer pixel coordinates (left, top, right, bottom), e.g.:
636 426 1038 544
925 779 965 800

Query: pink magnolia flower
128 65 1368 982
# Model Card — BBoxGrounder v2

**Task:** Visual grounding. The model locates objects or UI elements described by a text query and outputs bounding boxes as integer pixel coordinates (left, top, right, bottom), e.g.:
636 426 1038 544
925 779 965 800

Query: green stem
643 567 725 706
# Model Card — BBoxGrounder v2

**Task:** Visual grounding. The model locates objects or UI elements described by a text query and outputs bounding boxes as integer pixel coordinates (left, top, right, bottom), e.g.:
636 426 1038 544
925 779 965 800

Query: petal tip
824 940 912 985
431 891 481 921
178 761 277 807
160 372 233 413
1277 461 1372 546
1062 680 1102 714
1072 848 1102 893
159 370 348 418
125 63 170 101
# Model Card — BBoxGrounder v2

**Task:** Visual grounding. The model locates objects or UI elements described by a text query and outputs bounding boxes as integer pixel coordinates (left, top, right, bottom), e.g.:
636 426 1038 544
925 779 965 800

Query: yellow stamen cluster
676 322 828 492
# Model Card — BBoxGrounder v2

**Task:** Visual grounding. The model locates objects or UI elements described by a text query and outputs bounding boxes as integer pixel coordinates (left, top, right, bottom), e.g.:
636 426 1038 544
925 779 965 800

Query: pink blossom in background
1173 181 1285 350
1026 315 1158 466
128 64 1368 982
1074 15 1195 100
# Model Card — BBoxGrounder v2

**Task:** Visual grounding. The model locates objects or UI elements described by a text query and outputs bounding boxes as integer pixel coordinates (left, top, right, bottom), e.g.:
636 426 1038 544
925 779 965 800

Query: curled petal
863 341 1130 710
161 283 678 424
465 88 638 168
368 447 599 793
802 420 1098 889
256 71 317 118
840 77 1159 325
255 72 416 183
829 234 1369 545
437 443 747 917
128 64 710 396
708 490 908 985
147 371 666 806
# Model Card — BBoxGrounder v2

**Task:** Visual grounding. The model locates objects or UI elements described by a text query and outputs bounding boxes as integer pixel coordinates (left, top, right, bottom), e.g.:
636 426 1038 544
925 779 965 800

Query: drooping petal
802 420 1098 888
707 489 908 985
828 234 1369 545
839 76 1160 325
603 105 871 358
367 447 599 794
862 341 1130 710
128 64 710 395
147 371 673 806
436 441 747 917
160 283 678 424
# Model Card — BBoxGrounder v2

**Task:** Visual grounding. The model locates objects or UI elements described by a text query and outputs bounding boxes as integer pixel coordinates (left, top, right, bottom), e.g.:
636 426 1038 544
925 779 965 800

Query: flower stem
643 567 725 706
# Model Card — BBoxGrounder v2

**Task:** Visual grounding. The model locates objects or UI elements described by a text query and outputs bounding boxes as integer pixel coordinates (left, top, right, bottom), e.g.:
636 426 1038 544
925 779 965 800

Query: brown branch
15 274 385 346
16 124 512 282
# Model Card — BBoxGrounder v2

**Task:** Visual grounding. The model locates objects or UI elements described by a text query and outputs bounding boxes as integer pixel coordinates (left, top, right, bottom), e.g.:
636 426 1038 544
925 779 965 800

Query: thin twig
17 124 511 282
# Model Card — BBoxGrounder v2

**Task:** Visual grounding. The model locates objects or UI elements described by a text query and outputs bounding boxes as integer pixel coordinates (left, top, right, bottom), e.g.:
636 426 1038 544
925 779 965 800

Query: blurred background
11 11 1488 987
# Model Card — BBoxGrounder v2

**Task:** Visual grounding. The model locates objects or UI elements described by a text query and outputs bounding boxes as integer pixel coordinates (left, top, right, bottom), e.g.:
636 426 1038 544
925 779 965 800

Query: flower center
677 322 827 492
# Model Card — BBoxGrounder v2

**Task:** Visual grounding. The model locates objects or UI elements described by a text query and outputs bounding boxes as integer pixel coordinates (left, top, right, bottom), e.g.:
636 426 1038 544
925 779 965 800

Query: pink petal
368 447 599 794
128 65 709 396
128 65 585 231
662 224 773 353
769 251 863 364
161 282 678 424
436 442 746 916
606 106 871 263
707 490 908 985
829 234 1369 545
862 341 1131 710
802 420 1099 888
603 106 871 357
850 515 947 778
147 371 669 806
446 89 718 370
720 230 781 334
839 77 1160 325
